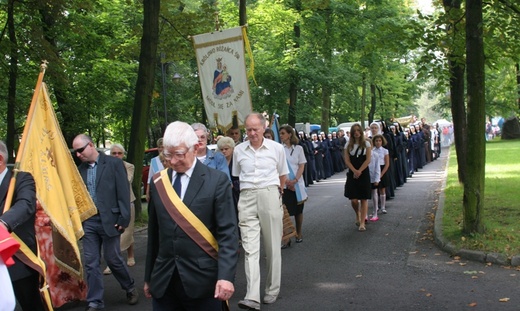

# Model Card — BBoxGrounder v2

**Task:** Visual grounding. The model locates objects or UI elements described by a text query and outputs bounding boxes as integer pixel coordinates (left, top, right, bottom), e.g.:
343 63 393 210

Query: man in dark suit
0 140 45 311
144 121 239 310
72 134 138 311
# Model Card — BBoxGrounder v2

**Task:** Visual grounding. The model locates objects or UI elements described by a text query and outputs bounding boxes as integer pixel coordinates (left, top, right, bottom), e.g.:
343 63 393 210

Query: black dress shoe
126 288 139 305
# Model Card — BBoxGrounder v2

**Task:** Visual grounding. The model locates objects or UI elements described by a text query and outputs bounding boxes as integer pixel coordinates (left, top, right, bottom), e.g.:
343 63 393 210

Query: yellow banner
16 81 97 277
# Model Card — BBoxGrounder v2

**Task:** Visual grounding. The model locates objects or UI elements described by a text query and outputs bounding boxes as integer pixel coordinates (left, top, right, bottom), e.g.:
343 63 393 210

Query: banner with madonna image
192 26 253 131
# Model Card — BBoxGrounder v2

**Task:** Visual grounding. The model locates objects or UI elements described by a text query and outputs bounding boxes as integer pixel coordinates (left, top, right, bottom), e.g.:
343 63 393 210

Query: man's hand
214 279 234 301
143 282 152 298
115 224 125 233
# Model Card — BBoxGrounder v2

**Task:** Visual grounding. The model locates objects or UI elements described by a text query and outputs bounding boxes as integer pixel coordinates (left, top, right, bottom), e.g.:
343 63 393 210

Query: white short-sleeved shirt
348 141 371 156
372 146 388 164
232 138 289 190
284 144 307 174
369 151 381 183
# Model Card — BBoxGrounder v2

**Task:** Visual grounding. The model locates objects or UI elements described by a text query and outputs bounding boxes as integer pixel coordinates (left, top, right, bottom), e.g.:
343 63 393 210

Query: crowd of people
0 113 447 311
344 118 443 232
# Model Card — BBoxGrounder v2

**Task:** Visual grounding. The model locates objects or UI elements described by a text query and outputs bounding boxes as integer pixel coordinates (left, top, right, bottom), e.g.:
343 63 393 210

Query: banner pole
2 61 47 214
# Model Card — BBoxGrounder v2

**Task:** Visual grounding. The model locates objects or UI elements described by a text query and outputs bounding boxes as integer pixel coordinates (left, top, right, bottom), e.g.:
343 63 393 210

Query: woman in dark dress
344 123 372 231
320 132 333 178
312 133 325 181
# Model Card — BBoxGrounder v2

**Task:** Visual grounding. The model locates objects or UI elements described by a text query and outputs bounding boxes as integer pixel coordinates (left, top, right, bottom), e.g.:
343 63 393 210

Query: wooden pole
2 61 47 214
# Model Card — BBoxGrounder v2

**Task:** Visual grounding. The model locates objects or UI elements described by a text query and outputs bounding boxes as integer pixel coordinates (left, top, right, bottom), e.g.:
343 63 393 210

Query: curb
433 148 520 267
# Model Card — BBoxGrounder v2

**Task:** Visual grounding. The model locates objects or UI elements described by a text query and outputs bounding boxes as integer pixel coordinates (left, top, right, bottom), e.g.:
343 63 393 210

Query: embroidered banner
14 70 97 277
192 26 252 131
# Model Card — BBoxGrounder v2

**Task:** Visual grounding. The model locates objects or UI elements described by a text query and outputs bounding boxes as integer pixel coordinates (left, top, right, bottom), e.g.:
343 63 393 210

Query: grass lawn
442 138 520 258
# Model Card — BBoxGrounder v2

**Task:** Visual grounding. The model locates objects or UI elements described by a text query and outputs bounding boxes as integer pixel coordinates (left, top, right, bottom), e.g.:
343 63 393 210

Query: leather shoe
263 294 277 304
238 299 260 310
126 288 139 305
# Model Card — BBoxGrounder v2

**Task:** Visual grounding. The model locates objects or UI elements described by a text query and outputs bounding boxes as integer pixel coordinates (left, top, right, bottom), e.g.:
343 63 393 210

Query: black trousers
152 268 224 311
12 272 46 311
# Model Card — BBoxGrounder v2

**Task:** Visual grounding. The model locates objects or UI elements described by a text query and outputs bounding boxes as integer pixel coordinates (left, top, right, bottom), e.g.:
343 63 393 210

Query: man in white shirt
232 113 288 310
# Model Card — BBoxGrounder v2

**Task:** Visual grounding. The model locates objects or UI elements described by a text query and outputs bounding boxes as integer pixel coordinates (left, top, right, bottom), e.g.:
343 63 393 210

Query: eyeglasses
163 150 189 160
111 152 124 155
74 143 90 154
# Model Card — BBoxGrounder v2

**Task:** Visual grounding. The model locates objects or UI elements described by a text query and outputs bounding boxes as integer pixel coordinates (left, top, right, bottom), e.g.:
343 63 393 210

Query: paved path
59 149 519 311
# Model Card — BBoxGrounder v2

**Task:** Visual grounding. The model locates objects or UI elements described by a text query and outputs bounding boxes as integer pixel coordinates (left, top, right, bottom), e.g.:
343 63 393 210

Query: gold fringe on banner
242 26 257 86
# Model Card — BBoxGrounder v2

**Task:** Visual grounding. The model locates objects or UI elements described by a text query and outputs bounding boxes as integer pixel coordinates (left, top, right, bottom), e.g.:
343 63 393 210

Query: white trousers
238 186 283 302
0 258 16 311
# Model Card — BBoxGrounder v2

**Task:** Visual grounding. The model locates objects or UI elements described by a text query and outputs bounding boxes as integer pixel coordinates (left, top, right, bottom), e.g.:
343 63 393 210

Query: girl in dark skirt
372 134 390 214
344 123 372 231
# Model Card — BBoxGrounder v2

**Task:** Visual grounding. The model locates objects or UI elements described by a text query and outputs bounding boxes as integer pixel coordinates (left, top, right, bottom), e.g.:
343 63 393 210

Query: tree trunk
321 86 331 134
287 21 300 127
450 58 467 183
463 0 485 234
360 73 367 129
444 0 467 183
288 80 297 127
368 83 376 125
127 0 160 218
239 0 247 26
515 63 520 110
377 85 384 120
6 0 17 163
320 8 332 134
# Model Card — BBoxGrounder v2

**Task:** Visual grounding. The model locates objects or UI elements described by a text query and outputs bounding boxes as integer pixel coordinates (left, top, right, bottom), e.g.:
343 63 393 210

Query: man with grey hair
233 113 289 310
72 134 138 310
191 123 230 181
144 121 238 310
0 141 45 310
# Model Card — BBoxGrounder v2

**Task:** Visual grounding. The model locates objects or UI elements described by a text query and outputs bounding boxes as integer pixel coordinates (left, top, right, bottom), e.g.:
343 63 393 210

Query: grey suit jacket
145 161 239 299
78 152 130 237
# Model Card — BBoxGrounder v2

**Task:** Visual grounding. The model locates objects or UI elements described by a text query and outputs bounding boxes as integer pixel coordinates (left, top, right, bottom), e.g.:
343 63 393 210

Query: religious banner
192 26 253 131
11 64 97 277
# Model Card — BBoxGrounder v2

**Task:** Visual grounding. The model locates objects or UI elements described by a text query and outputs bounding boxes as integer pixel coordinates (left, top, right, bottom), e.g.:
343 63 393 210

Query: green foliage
415 1 520 119
2 0 517 149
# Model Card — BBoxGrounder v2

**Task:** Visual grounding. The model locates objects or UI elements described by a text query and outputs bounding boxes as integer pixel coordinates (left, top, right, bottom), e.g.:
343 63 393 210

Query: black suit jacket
0 170 38 281
78 152 130 236
145 161 239 299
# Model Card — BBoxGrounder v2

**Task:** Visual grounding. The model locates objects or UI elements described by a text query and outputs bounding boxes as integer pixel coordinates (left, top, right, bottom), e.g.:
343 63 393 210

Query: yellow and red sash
153 170 219 260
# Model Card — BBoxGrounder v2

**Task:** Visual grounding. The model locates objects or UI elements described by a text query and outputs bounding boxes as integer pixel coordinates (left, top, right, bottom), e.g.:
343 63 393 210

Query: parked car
142 147 159 198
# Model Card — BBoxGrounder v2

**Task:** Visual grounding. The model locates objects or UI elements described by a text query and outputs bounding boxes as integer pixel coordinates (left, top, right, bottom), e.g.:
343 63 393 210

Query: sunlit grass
443 138 520 257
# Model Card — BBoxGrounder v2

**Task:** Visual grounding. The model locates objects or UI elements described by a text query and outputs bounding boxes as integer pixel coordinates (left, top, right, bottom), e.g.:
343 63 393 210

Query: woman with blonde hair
343 123 372 231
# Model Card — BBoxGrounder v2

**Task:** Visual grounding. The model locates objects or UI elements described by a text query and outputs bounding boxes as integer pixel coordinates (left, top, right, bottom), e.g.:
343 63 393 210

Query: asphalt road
59 149 519 311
